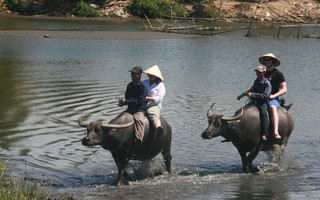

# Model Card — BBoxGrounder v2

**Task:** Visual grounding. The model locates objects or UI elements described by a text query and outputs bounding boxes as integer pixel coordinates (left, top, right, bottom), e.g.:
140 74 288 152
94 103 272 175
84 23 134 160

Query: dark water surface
1 16 320 199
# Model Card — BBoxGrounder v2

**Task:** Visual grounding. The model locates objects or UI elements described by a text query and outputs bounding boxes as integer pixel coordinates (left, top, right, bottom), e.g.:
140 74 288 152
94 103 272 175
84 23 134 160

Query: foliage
3 0 225 18
191 0 222 18
205 0 223 18
4 0 37 14
4 0 102 16
72 0 100 17
127 0 185 18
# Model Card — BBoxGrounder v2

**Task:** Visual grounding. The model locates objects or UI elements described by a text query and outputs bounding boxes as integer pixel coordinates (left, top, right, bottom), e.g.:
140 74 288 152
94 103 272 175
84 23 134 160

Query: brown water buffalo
201 103 294 173
78 112 172 186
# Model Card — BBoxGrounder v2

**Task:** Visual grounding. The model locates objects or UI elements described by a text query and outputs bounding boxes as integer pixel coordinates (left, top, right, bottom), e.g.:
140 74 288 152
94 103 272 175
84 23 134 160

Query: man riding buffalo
79 66 172 186
202 103 294 173
118 66 147 146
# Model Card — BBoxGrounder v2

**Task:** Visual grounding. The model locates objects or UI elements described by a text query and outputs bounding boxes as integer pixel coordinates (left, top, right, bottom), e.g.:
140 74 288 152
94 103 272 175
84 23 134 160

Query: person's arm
146 83 165 103
270 81 287 99
118 83 130 107
237 86 252 100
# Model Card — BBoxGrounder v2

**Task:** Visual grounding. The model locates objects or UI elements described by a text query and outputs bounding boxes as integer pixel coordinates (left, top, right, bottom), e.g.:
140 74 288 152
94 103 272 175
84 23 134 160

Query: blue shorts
269 98 281 108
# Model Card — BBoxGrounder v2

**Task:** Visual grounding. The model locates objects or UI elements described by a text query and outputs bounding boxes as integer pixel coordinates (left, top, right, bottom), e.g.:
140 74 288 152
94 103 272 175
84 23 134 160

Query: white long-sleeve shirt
143 79 166 109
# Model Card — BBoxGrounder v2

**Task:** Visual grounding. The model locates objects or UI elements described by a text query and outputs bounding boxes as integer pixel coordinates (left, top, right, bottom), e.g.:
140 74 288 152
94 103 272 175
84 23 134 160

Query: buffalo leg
162 150 172 173
114 156 129 187
247 143 263 172
161 144 172 173
238 151 249 173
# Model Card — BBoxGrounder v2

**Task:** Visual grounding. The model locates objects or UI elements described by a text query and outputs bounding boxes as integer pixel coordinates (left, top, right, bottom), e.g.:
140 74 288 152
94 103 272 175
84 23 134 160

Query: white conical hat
259 53 281 67
144 65 164 81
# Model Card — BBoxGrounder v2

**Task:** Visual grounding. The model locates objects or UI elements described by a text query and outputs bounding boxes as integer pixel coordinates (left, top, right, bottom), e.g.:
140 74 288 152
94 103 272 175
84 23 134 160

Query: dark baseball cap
129 66 143 74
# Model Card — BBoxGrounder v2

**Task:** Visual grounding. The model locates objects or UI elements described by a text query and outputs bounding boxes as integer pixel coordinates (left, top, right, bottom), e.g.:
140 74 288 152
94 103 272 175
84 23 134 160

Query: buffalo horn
221 108 244 121
207 103 215 118
101 121 134 129
78 115 89 127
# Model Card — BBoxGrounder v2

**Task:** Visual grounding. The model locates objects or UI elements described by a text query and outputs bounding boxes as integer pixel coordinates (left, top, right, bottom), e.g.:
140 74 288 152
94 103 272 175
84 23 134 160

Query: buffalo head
201 103 243 140
78 115 133 146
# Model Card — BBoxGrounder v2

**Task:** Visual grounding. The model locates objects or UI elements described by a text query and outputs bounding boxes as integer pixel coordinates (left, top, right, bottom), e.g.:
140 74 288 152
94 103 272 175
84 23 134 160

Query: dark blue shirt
251 76 271 106
124 80 147 114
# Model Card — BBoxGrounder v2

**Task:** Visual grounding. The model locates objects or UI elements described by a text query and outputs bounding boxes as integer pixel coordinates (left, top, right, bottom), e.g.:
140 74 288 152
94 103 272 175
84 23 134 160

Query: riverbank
80 0 320 23
216 0 320 23
1 0 319 23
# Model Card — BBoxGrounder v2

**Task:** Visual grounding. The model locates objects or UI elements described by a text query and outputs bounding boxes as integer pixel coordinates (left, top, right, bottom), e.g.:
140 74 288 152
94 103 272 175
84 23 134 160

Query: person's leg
258 104 269 141
269 105 281 139
269 99 281 139
133 112 145 142
147 106 163 134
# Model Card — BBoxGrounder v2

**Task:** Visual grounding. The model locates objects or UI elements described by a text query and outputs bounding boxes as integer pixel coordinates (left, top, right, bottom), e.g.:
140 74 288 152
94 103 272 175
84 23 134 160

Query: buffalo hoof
242 167 250 173
251 166 260 173
115 180 129 187
116 181 122 187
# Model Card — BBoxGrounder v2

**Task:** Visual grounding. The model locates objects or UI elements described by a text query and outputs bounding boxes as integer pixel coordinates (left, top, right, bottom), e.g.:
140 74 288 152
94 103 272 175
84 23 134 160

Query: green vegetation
3 0 101 16
127 0 185 18
2 0 223 19
0 161 49 200
4 0 36 15
72 0 100 17
191 0 222 18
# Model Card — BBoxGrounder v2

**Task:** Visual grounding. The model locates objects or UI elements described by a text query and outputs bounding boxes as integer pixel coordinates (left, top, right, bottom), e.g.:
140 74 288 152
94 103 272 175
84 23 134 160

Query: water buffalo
78 112 172 186
201 103 294 173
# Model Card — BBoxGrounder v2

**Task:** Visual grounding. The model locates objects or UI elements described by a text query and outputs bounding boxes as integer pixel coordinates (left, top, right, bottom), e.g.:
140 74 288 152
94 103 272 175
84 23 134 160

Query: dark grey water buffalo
201 103 294 173
78 112 172 186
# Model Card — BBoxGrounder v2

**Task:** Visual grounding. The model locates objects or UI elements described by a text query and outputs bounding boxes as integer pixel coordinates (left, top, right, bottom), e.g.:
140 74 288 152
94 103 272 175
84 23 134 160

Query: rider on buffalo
237 65 271 141
118 66 147 144
260 53 287 140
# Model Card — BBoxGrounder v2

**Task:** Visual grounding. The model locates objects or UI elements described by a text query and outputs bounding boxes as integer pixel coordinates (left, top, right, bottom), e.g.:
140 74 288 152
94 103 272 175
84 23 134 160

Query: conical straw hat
259 53 281 67
144 65 164 81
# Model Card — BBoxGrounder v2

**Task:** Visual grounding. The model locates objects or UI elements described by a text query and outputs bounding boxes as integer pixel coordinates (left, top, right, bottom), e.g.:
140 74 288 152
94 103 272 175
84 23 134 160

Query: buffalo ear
225 120 240 129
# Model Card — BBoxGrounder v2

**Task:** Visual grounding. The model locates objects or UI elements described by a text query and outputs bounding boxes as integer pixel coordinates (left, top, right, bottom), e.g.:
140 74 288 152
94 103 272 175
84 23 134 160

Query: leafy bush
72 0 100 17
127 0 185 18
191 0 222 18
4 0 36 14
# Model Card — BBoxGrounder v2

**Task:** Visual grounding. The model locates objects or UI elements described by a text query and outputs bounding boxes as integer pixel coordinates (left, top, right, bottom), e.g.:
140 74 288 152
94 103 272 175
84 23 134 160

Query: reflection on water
0 16 144 31
0 60 29 132
1 17 320 199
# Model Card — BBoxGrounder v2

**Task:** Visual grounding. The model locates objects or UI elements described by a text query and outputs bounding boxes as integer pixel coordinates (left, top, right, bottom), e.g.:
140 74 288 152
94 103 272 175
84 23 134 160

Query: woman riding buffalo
143 65 166 135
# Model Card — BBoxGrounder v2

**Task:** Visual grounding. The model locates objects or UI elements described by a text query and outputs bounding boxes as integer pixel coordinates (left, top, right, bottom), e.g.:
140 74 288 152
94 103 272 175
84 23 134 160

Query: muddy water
0 16 320 199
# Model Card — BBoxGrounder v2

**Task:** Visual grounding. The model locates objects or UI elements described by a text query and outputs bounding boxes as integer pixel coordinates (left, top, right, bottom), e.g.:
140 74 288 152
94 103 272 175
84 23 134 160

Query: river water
0 16 319 199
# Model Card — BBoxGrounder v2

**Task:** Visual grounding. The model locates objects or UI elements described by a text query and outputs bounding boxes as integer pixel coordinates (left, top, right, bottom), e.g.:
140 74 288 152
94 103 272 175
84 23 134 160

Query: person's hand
237 94 242 100
237 92 247 100
118 99 125 107
146 96 154 102
269 94 275 99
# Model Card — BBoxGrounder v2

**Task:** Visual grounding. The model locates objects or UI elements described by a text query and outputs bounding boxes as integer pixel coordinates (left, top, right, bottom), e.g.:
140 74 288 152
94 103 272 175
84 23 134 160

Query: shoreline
1 0 320 24
0 30 203 39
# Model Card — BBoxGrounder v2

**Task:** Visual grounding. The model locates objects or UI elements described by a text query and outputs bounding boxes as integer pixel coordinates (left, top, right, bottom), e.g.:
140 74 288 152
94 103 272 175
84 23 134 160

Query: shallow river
0 16 320 199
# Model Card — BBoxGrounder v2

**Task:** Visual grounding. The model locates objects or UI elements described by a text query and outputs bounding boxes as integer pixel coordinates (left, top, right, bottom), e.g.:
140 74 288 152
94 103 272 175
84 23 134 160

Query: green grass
0 161 49 200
